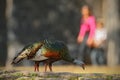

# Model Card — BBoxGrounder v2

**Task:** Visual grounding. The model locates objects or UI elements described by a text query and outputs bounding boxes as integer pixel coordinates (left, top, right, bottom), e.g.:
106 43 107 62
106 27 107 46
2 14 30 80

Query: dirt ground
0 65 120 80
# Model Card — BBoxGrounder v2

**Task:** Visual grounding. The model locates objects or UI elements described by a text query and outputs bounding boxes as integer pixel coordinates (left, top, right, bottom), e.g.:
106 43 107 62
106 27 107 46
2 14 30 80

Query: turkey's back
41 40 69 59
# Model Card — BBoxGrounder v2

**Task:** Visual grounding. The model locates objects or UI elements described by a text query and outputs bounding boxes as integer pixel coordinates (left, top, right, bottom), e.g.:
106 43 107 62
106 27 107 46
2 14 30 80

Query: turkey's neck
63 57 74 63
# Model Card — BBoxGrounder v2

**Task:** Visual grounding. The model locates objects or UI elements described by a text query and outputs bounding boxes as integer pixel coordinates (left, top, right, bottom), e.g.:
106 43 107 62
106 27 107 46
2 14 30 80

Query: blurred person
77 5 96 46
77 5 96 63
91 19 107 65
93 20 107 48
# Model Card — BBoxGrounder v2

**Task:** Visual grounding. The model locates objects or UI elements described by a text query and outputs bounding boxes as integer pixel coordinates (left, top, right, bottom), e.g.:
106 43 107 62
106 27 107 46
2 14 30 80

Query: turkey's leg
34 62 37 71
34 61 39 72
36 61 39 72
49 63 52 72
44 62 48 72
48 59 58 72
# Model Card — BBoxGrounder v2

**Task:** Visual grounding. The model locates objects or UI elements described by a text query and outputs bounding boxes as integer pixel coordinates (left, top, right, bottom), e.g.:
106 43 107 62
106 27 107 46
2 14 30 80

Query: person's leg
78 42 86 60
98 48 106 65
83 44 92 64
90 48 98 65
77 35 88 61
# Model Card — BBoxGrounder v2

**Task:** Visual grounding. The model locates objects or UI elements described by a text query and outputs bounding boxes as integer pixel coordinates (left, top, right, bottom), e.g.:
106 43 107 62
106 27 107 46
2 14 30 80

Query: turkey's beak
81 64 85 70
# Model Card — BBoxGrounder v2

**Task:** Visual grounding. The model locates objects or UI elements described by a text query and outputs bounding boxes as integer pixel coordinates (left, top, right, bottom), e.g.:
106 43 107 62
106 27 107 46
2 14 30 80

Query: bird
12 40 85 72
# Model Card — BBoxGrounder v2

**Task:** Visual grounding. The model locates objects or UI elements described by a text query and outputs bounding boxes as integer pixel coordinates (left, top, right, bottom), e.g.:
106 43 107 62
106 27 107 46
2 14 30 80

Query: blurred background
0 0 120 67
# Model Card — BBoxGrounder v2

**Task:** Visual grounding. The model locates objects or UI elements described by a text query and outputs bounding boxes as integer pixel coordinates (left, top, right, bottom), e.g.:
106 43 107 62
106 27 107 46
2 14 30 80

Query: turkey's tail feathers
11 56 24 64
11 49 29 64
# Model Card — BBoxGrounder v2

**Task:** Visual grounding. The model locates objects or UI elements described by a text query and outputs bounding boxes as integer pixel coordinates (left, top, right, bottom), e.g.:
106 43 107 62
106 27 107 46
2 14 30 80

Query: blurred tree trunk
6 0 15 68
0 0 7 66
103 0 120 66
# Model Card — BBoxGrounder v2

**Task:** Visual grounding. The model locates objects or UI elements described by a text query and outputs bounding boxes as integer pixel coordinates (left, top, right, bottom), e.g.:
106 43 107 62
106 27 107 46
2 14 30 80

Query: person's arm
87 17 96 46
77 24 86 43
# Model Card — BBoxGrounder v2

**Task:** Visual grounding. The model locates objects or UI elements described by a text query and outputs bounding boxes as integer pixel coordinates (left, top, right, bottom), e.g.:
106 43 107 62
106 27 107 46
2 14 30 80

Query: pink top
78 16 96 40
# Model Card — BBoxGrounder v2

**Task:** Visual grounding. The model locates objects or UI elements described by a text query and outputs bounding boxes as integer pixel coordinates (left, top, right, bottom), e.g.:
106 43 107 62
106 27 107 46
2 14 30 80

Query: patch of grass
78 76 84 80
16 77 28 80
28 73 38 77
0 78 4 80
69 76 78 80
17 78 26 80
12 73 24 77
30 77 36 80
106 75 113 80
44 75 59 78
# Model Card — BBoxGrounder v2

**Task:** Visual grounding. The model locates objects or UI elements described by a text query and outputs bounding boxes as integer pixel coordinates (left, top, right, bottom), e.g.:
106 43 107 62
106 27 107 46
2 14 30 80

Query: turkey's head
73 59 85 70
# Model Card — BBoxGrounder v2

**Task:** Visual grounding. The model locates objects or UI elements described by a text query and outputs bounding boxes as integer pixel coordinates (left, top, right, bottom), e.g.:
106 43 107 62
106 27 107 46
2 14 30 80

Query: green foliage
12 73 24 77
44 75 59 78
28 73 38 77
106 75 113 80
69 76 79 80
0 70 120 80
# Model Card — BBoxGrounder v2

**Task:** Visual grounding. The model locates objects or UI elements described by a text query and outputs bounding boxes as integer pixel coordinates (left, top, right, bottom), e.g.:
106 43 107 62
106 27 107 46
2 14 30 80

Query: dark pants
77 34 92 64
90 48 106 65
